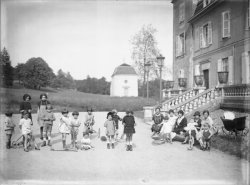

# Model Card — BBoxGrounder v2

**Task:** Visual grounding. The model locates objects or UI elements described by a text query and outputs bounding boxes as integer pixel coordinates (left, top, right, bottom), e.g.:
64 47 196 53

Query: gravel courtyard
0 112 249 185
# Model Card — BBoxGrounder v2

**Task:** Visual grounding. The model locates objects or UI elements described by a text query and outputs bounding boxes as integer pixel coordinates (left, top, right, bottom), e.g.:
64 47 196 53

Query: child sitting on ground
4 111 15 149
160 109 177 143
199 122 212 151
70 111 81 149
80 131 94 150
19 111 40 152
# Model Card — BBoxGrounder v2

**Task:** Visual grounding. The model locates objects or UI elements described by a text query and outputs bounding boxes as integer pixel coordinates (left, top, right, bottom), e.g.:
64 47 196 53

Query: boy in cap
112 109 122 141
41 104 55 147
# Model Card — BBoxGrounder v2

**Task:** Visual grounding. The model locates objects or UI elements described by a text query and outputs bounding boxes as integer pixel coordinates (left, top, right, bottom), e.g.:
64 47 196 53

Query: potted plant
218 71 229 84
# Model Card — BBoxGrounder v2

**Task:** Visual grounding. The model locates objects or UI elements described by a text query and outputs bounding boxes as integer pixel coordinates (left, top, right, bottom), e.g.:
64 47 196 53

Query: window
176 33 185 57
203 0 211 8
222 11 231 38
218 57 229 72
179 3 185 24
195 27 200 51
200 22 212 48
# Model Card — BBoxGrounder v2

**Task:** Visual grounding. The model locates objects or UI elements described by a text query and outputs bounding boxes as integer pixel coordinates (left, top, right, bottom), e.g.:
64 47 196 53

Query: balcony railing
223 84 250 97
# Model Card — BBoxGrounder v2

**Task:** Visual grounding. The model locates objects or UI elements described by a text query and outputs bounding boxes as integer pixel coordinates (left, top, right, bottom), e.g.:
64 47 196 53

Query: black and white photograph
0 0 250 184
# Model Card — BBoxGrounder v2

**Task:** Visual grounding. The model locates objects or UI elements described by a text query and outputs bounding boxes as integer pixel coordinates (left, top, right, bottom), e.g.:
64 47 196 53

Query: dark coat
173 117 187 134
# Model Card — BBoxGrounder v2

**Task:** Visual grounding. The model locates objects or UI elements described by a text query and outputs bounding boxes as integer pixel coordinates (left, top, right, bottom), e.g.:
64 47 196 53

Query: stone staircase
159 87 223 117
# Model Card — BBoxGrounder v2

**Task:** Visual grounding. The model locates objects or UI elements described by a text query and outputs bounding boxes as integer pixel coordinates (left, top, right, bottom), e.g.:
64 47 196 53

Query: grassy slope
0 87 157 113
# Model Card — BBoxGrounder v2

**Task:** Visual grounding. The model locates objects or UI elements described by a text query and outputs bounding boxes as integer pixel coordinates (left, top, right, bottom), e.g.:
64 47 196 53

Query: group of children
4 93 136 152
152 108 216 151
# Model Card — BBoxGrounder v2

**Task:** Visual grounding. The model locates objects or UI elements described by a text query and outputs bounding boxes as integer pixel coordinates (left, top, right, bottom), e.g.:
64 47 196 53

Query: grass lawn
0 87 157 113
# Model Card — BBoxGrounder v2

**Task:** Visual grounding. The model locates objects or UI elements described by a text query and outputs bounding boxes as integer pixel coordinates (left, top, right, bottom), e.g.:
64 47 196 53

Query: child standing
19 111 39 152
83 108 95 134
4 111 15 149
112 109 122 141
59 109 71 150
41 105 55 147
123 110 136 151
80 131 94 150
70 111 81 149
104 112 116 149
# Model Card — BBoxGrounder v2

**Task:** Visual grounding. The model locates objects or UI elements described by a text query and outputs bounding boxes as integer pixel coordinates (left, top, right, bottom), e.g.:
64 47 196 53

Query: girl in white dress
59 109 71 150
160 109 177 143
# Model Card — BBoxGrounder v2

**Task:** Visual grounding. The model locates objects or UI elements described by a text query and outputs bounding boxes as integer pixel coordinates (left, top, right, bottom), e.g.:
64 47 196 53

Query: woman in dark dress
171 110 187 142
151 107 165 137
19 94 32 120
123 110 136 151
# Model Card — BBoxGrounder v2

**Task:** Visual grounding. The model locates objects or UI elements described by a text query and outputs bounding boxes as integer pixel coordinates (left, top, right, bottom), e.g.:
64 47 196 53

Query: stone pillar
143 106 154 123
242 52 250 84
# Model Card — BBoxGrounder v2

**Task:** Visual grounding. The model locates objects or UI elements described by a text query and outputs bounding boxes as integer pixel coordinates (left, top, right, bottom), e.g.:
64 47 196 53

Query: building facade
172 0 250 90
110 63 138 97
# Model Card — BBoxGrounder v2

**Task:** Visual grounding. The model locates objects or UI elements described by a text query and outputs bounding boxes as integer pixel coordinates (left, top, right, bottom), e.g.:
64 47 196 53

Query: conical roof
112 63 137 77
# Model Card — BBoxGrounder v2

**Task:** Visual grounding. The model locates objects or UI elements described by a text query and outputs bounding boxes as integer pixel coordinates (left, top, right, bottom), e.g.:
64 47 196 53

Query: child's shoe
24 148 29 152
126 145 129 151
35 146 40 150
6 142 10 149
107 143 110 149
111 143 115 149
129 145 133 151
47 140 52 146
41 141 46 147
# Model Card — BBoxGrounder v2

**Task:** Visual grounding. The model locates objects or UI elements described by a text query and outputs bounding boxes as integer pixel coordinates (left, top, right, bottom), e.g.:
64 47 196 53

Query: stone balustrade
161 89 198 111
167 87 221 115
223 84 250 97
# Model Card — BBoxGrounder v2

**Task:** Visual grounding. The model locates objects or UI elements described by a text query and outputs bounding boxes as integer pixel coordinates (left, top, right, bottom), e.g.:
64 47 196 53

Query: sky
1 0 173 81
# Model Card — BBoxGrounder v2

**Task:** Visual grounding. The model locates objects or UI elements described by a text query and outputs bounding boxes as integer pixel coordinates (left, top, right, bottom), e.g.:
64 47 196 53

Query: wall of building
172 0 195 89
192 0 249 88
110 75 138 97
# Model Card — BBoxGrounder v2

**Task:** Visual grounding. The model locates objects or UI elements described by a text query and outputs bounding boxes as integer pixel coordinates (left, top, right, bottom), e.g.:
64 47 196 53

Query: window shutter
178 35 182 55
228 56 234 85
248 1 250 28
241 52 250 84
200 27 204 48
217 59 222 72
176 36 179 57
195 27 200 51
183 32 185 54
208 22 212 44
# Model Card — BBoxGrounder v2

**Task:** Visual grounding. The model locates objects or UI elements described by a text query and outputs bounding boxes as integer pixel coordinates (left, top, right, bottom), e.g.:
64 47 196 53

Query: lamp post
145 62 151 100
157 54 165 103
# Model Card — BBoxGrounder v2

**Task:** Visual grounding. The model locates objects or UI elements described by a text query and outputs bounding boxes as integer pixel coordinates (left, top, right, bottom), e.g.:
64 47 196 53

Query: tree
14 63 26 85
23 57 54 89
51 69 76 89
76 76 110 95
131 24 160 97
0 47 14 87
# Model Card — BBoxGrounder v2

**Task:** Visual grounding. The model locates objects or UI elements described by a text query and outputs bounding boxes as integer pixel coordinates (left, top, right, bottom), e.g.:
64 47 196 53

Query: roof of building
112 63 137 77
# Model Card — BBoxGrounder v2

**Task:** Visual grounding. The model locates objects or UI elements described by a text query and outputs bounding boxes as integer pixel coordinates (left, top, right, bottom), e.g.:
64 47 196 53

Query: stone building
110 63 138 97
172 0 250 90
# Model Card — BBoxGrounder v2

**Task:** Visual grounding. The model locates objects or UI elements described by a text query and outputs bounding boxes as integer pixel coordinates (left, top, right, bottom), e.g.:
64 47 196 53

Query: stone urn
178 78 187 88
218 71 229 84
194 75 203 86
